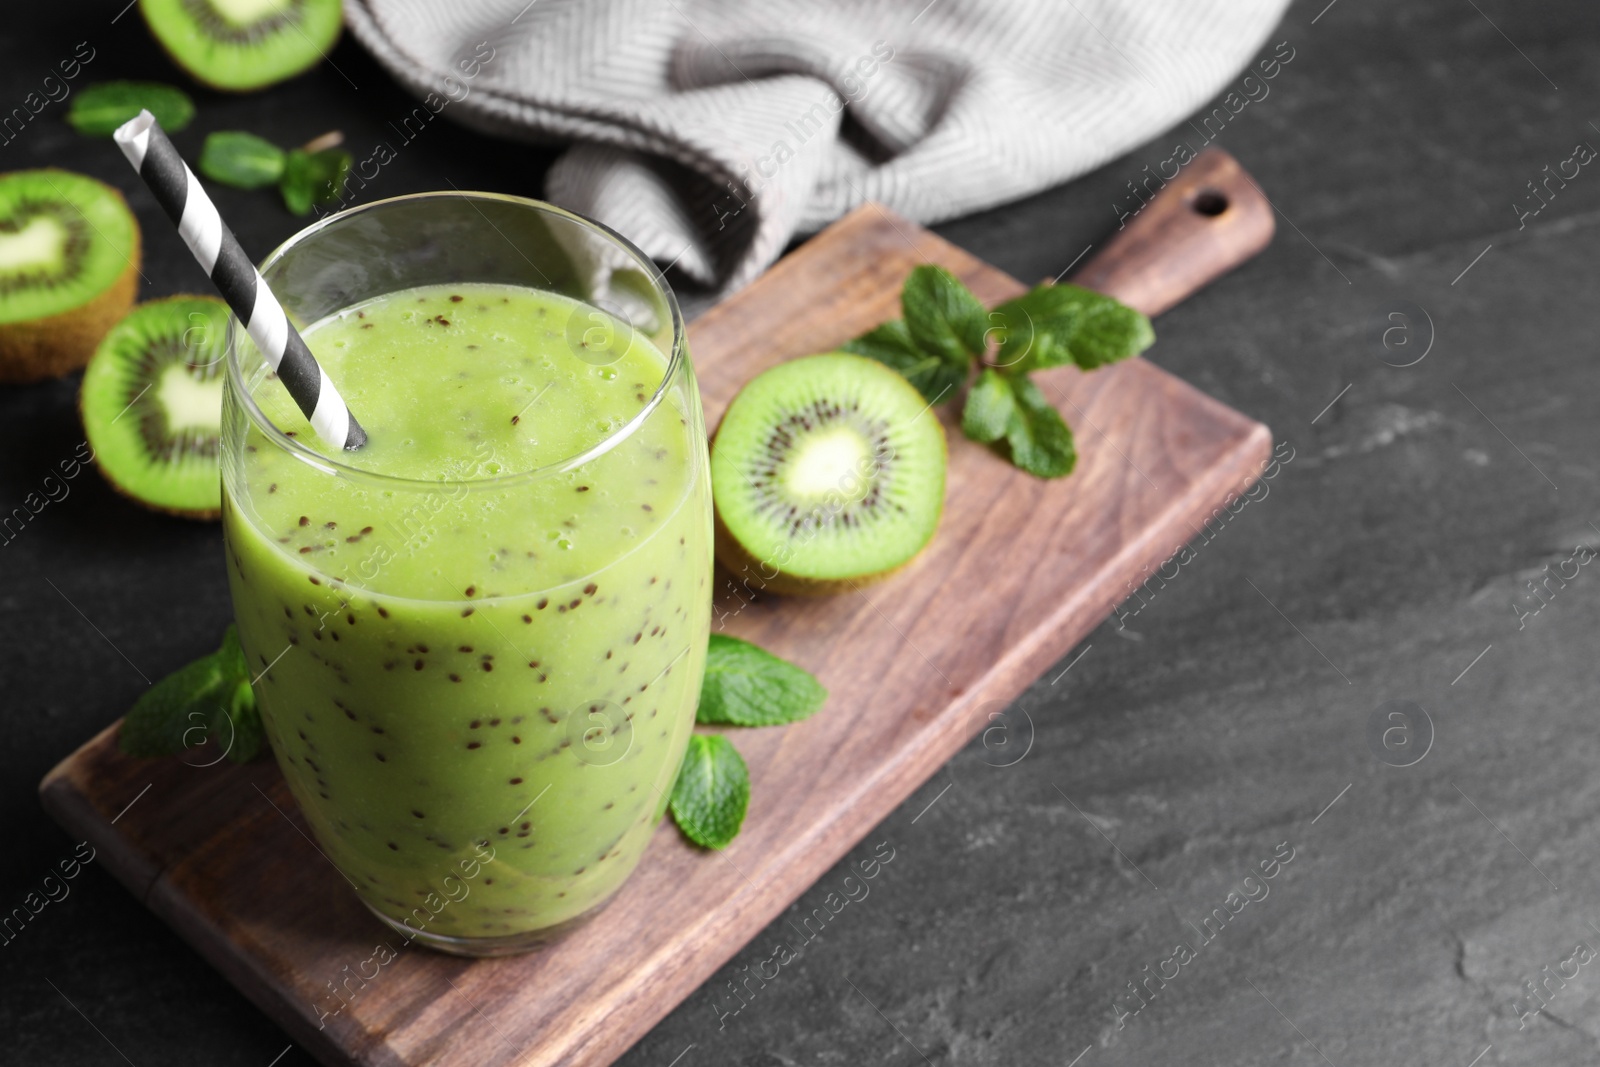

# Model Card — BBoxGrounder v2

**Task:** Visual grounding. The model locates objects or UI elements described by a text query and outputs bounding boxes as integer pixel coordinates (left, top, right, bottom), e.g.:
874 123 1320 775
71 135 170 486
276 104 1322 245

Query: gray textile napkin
344 0 1292 295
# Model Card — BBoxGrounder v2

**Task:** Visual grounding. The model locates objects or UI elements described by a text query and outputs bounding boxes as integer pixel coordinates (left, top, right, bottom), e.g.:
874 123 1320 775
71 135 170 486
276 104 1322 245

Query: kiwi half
711 351 947 595
81 296 231 519
0 169 140 385
140 0 343 92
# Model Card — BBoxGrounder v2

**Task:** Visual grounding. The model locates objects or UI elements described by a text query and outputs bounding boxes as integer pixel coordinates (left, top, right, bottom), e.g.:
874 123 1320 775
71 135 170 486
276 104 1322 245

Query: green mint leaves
669 735 750 850
695 634 828 726
847 265 1153 478
668 635 827 849
67 81 194 137
198 131 286 189
119 625 264 764
198 130 351 216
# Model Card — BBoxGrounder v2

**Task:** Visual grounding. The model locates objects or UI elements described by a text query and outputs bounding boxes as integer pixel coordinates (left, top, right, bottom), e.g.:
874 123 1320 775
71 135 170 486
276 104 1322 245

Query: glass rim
225 190 688 492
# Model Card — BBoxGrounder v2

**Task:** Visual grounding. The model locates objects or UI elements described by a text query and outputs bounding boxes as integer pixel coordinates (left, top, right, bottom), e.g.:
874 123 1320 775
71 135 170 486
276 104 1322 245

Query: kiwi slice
711 352 947 595
140 0 343 92
0 170 140 385
81 296 231 519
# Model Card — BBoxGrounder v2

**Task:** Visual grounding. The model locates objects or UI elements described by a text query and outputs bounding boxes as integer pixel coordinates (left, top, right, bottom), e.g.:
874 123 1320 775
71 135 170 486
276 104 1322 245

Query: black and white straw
112 110 366 451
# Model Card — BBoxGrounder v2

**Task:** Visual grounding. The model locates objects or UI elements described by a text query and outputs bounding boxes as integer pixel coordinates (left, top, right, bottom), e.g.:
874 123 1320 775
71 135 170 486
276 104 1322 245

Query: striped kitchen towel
344 0 1292 295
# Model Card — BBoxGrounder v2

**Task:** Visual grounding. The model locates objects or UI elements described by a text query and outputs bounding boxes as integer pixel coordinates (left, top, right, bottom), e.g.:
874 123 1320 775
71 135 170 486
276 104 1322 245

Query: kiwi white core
157 362 224 432
212 0 294 25
0 216 66 273
785 427 872 502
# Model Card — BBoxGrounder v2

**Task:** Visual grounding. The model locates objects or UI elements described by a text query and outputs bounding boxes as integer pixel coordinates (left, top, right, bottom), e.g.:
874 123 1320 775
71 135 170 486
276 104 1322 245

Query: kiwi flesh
0 170 140 385
711 351 947 595
140 0 343 92
81 296 231 519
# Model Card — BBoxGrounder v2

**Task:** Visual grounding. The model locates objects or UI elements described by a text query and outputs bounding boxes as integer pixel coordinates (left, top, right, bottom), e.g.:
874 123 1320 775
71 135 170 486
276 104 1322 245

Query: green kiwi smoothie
221 282 711 945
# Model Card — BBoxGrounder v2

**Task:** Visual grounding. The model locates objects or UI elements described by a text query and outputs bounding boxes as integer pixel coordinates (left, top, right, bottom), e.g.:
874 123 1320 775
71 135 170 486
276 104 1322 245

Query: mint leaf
1003 376 1077 478
990 284 1153 373
199 132 287 190
902 264 988 364
697 634 826 726
279 148 349 215
961 367 1015 443
221 679 264 763
670 735 749 849
842 320 966 405
119 653 231 758
118 625 265 761
67 81 194 137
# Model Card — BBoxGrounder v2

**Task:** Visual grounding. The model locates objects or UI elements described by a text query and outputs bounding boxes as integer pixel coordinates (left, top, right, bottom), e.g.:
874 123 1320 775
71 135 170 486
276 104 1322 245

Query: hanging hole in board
1191 190 1229 217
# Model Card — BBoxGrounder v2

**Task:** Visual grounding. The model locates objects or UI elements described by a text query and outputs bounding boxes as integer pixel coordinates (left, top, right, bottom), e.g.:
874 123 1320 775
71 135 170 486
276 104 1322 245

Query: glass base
362 894 612 958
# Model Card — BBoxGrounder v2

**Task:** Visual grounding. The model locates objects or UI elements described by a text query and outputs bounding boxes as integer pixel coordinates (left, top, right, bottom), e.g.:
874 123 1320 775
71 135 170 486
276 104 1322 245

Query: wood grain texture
40 203 1272 1067
1071 148 1276 317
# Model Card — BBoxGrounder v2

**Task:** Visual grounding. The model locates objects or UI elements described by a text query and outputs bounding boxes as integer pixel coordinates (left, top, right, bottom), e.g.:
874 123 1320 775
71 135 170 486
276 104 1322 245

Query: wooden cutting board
41 150 1275 1067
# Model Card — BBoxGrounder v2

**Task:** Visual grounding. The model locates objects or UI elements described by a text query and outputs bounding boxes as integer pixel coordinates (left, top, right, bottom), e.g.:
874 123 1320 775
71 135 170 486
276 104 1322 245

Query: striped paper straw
112 110 367 451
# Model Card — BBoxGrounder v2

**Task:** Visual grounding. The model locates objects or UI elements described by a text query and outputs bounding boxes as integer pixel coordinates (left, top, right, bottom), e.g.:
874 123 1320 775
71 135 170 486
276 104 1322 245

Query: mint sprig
119 624 263 764
198 130 351 216
667 636 827 849
696 634 827 726
67 81 194 137
846 265 1153 478
669 735 750 850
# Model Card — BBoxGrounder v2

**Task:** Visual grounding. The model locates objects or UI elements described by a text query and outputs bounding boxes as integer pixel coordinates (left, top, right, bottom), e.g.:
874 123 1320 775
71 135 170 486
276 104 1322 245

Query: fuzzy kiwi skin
708 398 948 597
0 223 140 385
78 293 223 522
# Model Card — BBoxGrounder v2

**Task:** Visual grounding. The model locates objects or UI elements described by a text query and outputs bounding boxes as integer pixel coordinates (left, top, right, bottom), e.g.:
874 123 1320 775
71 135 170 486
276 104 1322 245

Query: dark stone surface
4 2 1597 1065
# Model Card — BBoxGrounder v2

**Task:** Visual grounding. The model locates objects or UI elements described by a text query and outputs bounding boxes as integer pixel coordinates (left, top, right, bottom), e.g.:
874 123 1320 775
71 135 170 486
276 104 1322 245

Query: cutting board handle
1068 148 1275 317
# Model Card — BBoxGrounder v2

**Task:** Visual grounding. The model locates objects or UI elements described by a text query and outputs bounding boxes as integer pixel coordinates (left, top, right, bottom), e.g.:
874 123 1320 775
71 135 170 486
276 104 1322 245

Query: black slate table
5 2 1598 1065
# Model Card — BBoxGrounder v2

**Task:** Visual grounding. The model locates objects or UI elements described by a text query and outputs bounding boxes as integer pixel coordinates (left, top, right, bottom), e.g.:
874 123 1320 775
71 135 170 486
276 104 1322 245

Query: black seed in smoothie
465 585 477 597
414 659 424 670
412 810 425 819
509 777 523 785
603 802 614 810
298 516 309 526
470 720 482 729
527 660 540 669
371 726 384 735
449 673 462 683
330 631 340 642
573 866 586 875
347 614 356 625
512 736 522 744
458 645 473 653
387 842 399 851
632 633 642 644
375 752 387 762
536 597 549 610
482 661 493 672
288 635 300 646
540 708 556 723
521 614 533 623
570 598 582 609
324 521 336 530
462 607 475 617
343 707 357 721
605 651 612 660
498 827 509 835
377 606 389 619
584 583 598 595
483 877 493 885
467 742 481 750
489 717 501 726
450 295 463 303
384 660 396 670
641 504 652 513
576 485 590 492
